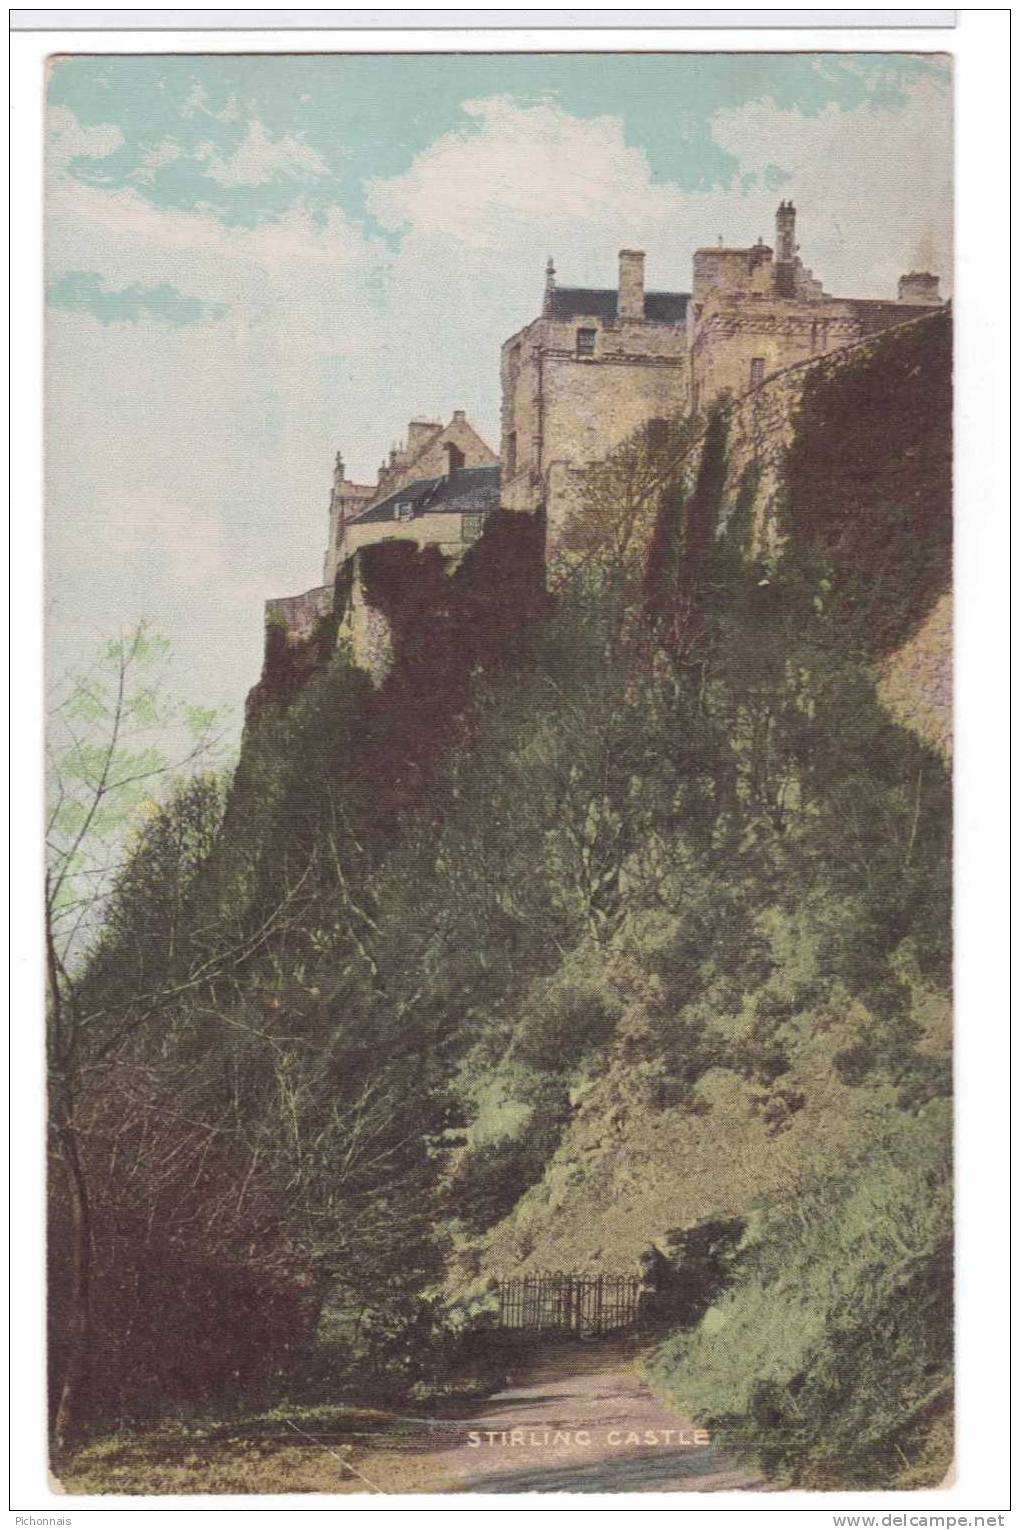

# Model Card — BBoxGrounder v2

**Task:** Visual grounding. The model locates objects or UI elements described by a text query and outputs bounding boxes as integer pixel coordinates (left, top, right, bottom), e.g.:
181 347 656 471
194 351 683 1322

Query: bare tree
45 624 224 1448
553 414 694 598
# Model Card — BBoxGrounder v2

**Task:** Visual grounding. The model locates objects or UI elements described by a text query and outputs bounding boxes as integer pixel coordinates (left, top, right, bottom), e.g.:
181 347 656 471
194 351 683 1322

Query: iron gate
496 1271 641 1336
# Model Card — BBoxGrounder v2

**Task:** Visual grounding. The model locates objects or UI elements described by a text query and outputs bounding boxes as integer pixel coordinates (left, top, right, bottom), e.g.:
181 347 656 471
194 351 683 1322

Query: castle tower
772 200 798 298
322 447 376 586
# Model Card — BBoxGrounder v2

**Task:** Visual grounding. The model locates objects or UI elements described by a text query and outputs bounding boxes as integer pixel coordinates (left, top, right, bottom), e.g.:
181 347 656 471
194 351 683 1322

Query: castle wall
683 307 947 558
342 509 479 561
499 328 540 511
265 209 947 710
692 246 775 301
498 213 940 556
324 483 373 585
342 561 394 686
265 584 333 640
691 298 938 410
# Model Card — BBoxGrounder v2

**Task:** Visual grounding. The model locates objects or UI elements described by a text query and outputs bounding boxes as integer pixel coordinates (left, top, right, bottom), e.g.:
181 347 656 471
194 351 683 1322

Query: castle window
576 327 597 358
506 431 517 477
750 357 766 386
395 501 415 522
462 513 486 543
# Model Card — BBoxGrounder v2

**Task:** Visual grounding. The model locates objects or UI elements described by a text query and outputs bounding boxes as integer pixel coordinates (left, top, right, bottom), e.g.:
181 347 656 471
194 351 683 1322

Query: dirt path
361 1338 760 1494
62 1338 760 1495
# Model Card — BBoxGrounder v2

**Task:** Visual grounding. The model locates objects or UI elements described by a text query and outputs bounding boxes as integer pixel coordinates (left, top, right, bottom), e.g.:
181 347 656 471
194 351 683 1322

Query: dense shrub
444 1083 572 1236
784 307 952 657
639 1217 746 1330
647 1106 952 1488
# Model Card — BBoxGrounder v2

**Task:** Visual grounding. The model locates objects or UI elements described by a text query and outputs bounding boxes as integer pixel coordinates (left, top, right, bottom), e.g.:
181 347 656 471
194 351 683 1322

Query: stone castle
266 202 942 671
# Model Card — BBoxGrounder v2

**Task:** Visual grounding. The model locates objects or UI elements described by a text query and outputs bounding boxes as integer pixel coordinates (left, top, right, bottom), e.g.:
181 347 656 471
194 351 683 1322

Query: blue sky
49 53 941 230
45 51 952 746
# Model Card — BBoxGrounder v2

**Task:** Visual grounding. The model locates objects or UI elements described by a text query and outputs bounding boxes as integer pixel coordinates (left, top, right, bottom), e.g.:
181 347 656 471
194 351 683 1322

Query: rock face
671 306 952 757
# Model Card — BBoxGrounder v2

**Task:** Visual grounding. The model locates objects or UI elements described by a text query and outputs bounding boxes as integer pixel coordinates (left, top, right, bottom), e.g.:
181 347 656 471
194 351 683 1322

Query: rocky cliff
677 307 952 756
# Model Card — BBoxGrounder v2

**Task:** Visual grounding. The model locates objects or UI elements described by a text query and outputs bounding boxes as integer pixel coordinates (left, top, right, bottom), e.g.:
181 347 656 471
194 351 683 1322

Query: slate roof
546 288 690 324
349 465 501 525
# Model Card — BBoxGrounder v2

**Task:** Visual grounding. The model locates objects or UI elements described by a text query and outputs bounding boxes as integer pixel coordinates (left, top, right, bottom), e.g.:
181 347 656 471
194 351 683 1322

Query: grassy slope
466 986 946 1283
477 1069 882 1278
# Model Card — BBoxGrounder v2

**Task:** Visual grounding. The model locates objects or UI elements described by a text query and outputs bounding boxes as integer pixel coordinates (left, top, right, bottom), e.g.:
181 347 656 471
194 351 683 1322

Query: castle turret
323 447 375 586
772 201 798 298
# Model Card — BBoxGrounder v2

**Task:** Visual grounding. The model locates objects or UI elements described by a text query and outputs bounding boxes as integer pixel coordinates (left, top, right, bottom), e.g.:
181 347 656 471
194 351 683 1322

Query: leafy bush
639 1216 745 1330
444 1083 571 1235
647 1105 952 1488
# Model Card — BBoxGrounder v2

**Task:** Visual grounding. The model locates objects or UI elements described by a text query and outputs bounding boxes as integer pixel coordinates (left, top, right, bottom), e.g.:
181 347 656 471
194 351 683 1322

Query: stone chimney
618 249 645 321
407 418 440 454
774 200 797 265
543 255 556 315
897 271 941 305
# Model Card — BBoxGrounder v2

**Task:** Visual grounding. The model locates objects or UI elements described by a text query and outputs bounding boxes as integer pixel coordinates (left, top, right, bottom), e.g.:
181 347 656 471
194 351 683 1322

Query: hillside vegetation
50 311 952 1491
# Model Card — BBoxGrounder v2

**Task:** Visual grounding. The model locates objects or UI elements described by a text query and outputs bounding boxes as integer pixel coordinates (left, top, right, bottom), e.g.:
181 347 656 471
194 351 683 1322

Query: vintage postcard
43 48 954 1496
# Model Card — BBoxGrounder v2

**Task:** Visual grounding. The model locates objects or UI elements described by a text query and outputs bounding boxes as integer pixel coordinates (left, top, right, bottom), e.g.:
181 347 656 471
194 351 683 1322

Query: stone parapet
265 584 333 641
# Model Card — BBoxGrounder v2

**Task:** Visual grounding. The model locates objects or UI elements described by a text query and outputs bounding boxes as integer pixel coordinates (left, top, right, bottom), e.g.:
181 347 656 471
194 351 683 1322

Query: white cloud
129 137 185 184
45 158 388 728
368 96 678 250
200 118 327 188
47 103 124 169
179 80 242 123
370 77 952 299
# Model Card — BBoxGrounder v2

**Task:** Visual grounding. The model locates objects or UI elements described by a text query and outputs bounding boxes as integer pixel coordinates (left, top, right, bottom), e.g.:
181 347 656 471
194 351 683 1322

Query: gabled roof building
323 410 499 585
